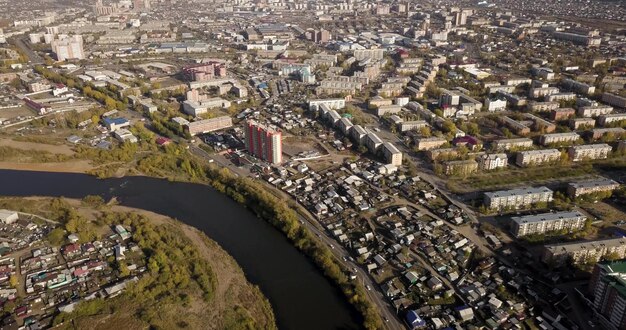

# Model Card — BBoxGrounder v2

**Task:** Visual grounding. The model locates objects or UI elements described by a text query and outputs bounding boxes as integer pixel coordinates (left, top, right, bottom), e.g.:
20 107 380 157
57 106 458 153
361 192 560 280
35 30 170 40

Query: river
0 170 362 330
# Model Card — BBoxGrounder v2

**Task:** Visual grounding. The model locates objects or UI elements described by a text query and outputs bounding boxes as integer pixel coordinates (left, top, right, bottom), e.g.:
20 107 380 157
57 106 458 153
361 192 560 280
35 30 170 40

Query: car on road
329 244 334 249
366 285 371 291
384 317 389 322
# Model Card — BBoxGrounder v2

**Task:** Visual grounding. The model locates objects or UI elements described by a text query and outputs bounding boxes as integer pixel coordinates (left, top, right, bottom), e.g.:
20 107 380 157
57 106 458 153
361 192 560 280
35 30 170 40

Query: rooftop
511 210 585 225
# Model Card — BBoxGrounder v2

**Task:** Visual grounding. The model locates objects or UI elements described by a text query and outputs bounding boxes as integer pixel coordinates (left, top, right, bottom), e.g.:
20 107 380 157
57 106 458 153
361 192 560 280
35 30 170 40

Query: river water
0 170 361 330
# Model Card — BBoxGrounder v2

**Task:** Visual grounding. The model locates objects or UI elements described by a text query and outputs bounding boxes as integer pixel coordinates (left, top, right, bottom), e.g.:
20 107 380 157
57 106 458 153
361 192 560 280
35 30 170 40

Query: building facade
510 210 586 237
567 178 620 198
484 186 553 209
568 144 612 162
244 121 283 164
515 149 561 167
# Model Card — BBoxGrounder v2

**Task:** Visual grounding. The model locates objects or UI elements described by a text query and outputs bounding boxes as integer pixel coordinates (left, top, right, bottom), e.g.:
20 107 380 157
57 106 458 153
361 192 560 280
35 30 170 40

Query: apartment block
365 132 383 153
578 105 613 117
529 101 560 113
546 93 576 102
185 116 233 136
598 113 626 127
398 120 428 132
562 78 596 95
492 138 534 151
550 108 576 121
477 153 508 170
375 105 402 117
543 237 626 265
570 117 596 130
568 144 612 161
308 98 346 112
443 160 478 176
382 142 403 166
51 35 84 61
500 116 530 135
511 210 587 237
351 125 368 145
483 186 553 209
182 98 231 117
602 93 626 109
516 149 561 166
567 178 620 198
591 127 626 140
415 137 448 151
524 113 556 133
539 132 580 146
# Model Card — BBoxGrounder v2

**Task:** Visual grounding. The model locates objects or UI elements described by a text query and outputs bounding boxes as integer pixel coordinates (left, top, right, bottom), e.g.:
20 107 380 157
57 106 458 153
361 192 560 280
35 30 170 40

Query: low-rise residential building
485 98 507 112
546 92 577 102
562 78 596 95
365 132 383 152
529 101 560 113
416 137 448 151
375 105 402 116
477 153 508 170
550 108 576 121
578 105 613 118
182 98 231 117
426 148 459 161
524 113 556 133
443 160 478 176
601 92 626 109
382 142 403 166
597 113 626 127
492 138 534 151
543 237 626 265
570 117 596 130
567 178 620 198
539 132 580 146
351 125 368 144
568 144 612 161
500 116 530 135
185 116 233 136
511 210 587 237
308 98 346 111
484 186 553 209
398 120 428 132
515 149 561 166
369 97 393 108
590 127 626 140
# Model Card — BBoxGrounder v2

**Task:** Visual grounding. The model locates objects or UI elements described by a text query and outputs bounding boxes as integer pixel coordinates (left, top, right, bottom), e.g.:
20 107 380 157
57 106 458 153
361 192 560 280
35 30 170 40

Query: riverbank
0 196 277 330
0 138 382 329
204 165 383 330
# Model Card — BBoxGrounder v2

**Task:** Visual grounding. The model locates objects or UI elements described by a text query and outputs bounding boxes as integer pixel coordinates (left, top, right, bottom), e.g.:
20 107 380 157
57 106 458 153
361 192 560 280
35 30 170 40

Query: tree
47 227 66 246
9 275 18 288
419 126 432 137
604 252 621 262
104 97 117 110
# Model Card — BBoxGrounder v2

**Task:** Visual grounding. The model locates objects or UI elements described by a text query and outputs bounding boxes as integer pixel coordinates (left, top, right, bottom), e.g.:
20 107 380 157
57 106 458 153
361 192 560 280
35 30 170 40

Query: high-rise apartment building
51 35 84 61
244 121 282 164
589 261 626 329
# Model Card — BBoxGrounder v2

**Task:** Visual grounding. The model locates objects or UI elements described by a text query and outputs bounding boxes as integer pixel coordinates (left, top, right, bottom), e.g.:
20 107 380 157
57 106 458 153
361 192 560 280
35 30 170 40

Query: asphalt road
13 37 44 64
